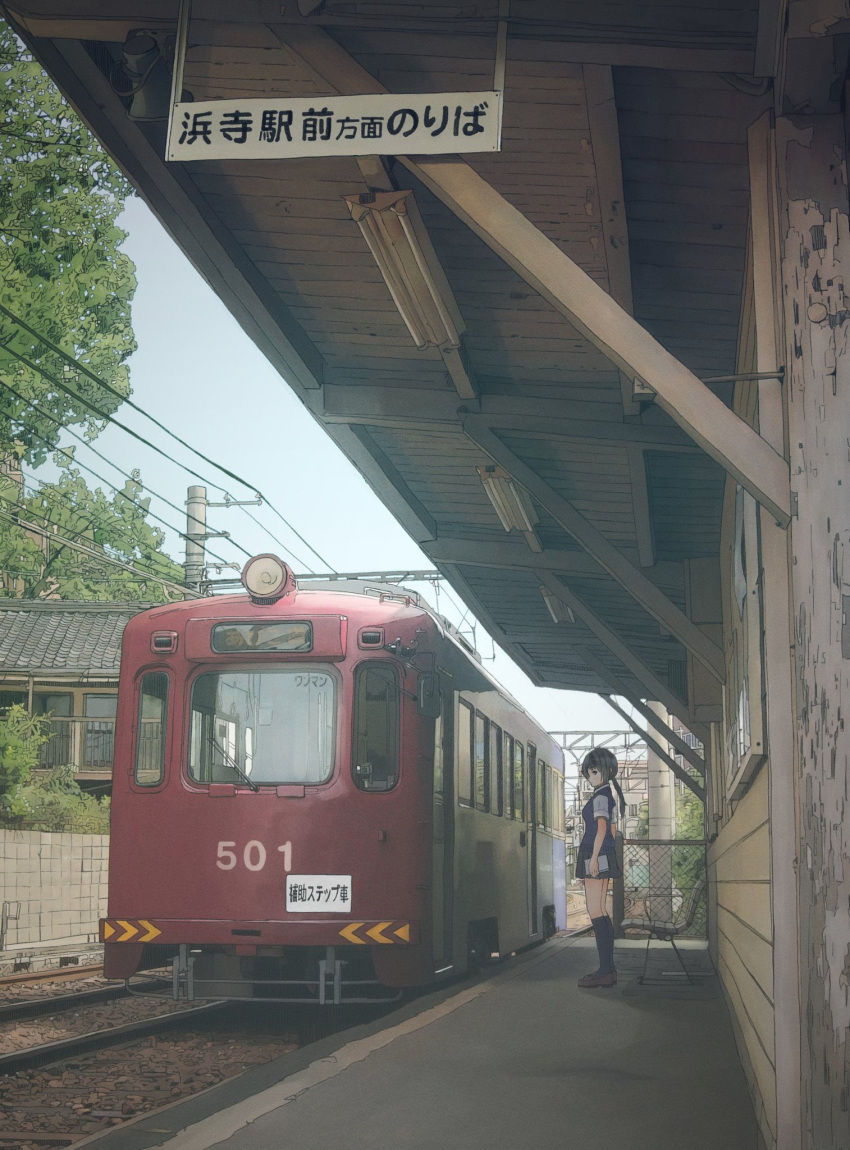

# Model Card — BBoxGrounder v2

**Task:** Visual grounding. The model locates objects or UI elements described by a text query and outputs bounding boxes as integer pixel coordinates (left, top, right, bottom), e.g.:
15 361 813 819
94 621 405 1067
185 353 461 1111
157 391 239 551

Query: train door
527 741 538 935
431 682 454 967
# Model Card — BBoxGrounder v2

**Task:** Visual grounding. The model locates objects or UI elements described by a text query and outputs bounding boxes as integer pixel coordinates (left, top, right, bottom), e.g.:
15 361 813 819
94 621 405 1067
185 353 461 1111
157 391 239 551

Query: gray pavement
80 934 758 1150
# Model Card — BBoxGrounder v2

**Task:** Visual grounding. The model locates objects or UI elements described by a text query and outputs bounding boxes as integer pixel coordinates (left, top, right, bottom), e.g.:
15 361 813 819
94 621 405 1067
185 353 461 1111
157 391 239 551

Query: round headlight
241 554 294 602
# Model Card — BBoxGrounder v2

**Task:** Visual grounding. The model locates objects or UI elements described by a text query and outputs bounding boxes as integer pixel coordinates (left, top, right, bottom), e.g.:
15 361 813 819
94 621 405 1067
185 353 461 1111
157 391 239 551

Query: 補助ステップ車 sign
167 92 502 161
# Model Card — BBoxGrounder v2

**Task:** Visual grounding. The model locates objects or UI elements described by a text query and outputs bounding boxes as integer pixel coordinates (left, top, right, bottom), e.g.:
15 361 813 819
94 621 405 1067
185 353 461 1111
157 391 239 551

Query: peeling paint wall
779 111 850 1148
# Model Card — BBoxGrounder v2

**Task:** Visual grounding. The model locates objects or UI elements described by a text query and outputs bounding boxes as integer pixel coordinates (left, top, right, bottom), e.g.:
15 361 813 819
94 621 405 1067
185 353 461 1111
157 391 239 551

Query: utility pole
184 485 207 596
184 486 262 596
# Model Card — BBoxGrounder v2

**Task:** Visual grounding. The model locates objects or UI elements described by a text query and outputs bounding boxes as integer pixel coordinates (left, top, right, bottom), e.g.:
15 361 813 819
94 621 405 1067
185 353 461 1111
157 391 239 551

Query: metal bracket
172 943 195 1000
163 0 191 160
317 946 343 1005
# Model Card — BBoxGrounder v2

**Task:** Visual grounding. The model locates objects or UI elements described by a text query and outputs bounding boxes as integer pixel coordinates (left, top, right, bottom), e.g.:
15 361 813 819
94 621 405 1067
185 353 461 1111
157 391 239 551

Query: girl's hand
588 857 599 878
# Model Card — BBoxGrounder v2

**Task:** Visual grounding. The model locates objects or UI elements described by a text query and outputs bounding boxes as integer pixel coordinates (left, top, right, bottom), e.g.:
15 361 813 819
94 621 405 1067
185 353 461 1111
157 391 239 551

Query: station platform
78 932 759 1150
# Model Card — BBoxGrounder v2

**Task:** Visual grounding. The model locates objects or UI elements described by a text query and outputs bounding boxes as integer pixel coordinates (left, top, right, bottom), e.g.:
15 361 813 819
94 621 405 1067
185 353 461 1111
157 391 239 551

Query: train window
457 700 473 806
211 621 312 653
489 722 502 816
188 670 335 786
135 672 168 786
474 713 486 811
353 663 400 792
503 733 514 820
513 741 525 821
537 759 547 829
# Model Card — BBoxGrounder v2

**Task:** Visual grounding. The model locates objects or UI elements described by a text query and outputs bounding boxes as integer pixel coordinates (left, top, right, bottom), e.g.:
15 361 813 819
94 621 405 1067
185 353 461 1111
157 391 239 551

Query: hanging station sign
166 91 502 161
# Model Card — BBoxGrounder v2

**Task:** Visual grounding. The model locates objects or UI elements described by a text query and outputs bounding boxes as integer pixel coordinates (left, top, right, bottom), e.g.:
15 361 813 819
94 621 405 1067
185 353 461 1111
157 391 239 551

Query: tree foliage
0 453 185 602
0 704 48 818
0 17 137 465
0 20 185 602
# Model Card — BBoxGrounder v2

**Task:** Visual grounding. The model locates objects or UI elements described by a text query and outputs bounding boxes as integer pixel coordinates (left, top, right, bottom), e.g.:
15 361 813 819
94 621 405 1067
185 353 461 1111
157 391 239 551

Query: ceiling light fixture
477 464 542 552
344 190 461 352
539 584 576 624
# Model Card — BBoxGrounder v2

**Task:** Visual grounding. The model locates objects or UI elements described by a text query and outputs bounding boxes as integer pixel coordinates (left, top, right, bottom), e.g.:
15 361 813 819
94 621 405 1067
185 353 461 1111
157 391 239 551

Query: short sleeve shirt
580 784 616 851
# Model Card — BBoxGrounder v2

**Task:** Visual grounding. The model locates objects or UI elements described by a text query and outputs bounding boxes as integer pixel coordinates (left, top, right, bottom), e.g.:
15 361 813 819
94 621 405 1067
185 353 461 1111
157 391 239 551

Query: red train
102 556 566 1002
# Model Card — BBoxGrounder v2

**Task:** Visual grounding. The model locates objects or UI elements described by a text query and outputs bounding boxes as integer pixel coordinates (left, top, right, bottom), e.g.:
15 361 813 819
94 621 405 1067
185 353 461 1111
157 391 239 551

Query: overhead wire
0 376 246 565
0 302 337 571
0 506 198 599
1 376 315 572
16 479 191 588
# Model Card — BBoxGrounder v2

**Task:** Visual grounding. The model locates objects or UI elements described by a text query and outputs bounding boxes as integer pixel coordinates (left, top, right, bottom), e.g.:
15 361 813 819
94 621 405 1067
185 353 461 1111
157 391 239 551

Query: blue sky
39 192 621 743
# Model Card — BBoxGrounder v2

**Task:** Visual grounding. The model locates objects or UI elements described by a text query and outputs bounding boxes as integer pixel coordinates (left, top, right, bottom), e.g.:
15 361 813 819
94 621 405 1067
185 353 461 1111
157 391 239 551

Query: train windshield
188 670 335 786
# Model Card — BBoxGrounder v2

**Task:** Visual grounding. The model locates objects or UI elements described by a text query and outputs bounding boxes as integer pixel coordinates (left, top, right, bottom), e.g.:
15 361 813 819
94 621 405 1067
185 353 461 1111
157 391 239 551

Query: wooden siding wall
708 767 776 1149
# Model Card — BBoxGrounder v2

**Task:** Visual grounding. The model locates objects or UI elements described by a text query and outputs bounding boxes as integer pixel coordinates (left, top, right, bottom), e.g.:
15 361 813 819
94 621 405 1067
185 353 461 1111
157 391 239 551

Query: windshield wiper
206 733 259 792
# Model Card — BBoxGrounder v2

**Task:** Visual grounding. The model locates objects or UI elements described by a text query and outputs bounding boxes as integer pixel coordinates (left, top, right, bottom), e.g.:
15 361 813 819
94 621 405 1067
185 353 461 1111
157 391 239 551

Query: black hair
580 747 626 819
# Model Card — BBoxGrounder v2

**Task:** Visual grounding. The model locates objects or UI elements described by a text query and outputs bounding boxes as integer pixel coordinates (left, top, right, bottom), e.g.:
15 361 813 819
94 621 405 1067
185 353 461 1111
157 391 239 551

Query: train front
101 556 436 1003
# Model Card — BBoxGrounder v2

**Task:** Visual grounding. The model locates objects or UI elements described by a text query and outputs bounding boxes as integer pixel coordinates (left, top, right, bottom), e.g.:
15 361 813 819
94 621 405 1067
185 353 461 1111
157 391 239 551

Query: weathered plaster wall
778 111 850 1149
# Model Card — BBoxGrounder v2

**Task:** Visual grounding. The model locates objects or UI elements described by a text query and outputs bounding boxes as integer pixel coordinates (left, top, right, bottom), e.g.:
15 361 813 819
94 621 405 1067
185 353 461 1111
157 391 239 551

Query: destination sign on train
167 91 502 161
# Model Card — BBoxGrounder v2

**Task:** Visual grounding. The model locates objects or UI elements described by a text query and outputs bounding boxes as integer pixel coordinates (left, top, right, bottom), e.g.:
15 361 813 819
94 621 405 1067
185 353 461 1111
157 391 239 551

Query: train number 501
216 840 292 872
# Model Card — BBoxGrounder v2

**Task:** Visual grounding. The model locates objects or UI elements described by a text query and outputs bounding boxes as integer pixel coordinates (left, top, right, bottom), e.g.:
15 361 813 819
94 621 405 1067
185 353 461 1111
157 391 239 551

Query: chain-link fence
619 838 707 939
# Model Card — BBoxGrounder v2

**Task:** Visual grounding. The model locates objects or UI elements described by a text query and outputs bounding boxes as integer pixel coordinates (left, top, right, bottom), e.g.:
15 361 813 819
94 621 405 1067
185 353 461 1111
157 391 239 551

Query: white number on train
215 840 292 872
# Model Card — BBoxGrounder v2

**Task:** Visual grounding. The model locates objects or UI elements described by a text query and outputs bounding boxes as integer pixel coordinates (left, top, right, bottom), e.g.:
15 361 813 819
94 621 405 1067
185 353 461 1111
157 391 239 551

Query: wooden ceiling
7 0 778 737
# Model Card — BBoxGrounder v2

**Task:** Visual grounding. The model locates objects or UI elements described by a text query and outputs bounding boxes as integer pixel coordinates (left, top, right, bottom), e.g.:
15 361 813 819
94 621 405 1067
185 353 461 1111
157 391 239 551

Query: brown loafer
577 971 615 988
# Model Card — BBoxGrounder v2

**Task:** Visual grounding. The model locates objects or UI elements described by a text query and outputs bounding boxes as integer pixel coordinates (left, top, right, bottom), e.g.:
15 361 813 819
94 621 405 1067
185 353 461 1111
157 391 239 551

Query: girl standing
575 747 626 988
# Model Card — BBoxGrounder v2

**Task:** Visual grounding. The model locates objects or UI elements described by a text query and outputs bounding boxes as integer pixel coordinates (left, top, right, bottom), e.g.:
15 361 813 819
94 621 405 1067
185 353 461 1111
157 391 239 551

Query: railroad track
0 964 103 987
0 1000 231 1076
0 978 171 1023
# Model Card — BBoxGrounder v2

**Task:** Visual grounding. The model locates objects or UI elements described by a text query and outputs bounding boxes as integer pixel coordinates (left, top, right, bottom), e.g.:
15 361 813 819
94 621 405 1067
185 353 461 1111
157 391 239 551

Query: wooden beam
755 0 787 78
536 569 689 719
467 419 726 681
422 536 685 593
329 424 437 543
602 695 705 800
539 633 711 748
748 109 801 1150
274 25 790 526
411 159 792 526
13 6 756 73
583 63 640 420
424 537 600 577
321 386 703 453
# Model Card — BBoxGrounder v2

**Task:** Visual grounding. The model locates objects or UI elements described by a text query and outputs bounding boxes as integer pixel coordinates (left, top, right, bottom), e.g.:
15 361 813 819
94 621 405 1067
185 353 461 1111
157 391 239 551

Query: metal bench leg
669 937 696 985
639 932 652 984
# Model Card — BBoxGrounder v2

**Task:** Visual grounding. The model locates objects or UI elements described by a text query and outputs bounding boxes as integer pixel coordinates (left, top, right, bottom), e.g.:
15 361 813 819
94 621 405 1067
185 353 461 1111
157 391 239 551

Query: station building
5 2 850 1146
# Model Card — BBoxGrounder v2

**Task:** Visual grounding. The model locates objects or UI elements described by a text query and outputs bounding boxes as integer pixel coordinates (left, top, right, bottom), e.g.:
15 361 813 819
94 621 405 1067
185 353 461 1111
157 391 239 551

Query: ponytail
611 775 626 820
581 746 626 820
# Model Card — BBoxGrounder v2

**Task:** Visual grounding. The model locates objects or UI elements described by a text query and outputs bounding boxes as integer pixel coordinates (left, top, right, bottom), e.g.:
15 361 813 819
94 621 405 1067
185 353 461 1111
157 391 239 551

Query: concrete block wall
0 830 108 951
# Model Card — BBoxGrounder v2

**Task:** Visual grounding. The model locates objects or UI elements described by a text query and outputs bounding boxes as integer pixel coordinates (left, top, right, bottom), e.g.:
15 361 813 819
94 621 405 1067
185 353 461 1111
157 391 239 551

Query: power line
15 485 188 589
235 502 313 573
0 300 253 495
0 376 247 564
0 302 337 571
0 506 198 599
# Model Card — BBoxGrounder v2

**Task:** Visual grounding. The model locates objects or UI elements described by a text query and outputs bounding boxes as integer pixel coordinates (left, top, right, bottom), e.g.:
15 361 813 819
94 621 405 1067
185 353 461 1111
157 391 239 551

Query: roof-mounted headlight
241 554 295 604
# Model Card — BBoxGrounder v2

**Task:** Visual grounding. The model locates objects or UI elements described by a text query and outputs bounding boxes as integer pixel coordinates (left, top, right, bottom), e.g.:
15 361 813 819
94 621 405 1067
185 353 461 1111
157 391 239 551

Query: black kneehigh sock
590 916 608 975
602 915 615 972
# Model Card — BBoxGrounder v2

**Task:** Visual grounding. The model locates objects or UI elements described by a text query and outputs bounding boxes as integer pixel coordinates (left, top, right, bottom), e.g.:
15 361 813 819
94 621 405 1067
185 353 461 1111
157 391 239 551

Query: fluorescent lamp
477 464 541 551
539 584 575 625
344 190 461 352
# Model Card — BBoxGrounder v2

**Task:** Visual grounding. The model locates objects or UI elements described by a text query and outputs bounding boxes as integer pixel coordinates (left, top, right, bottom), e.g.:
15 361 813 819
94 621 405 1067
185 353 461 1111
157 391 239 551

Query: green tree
0 453 185 602
0 18 137 463
0 21 185 602
0 704 49 819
